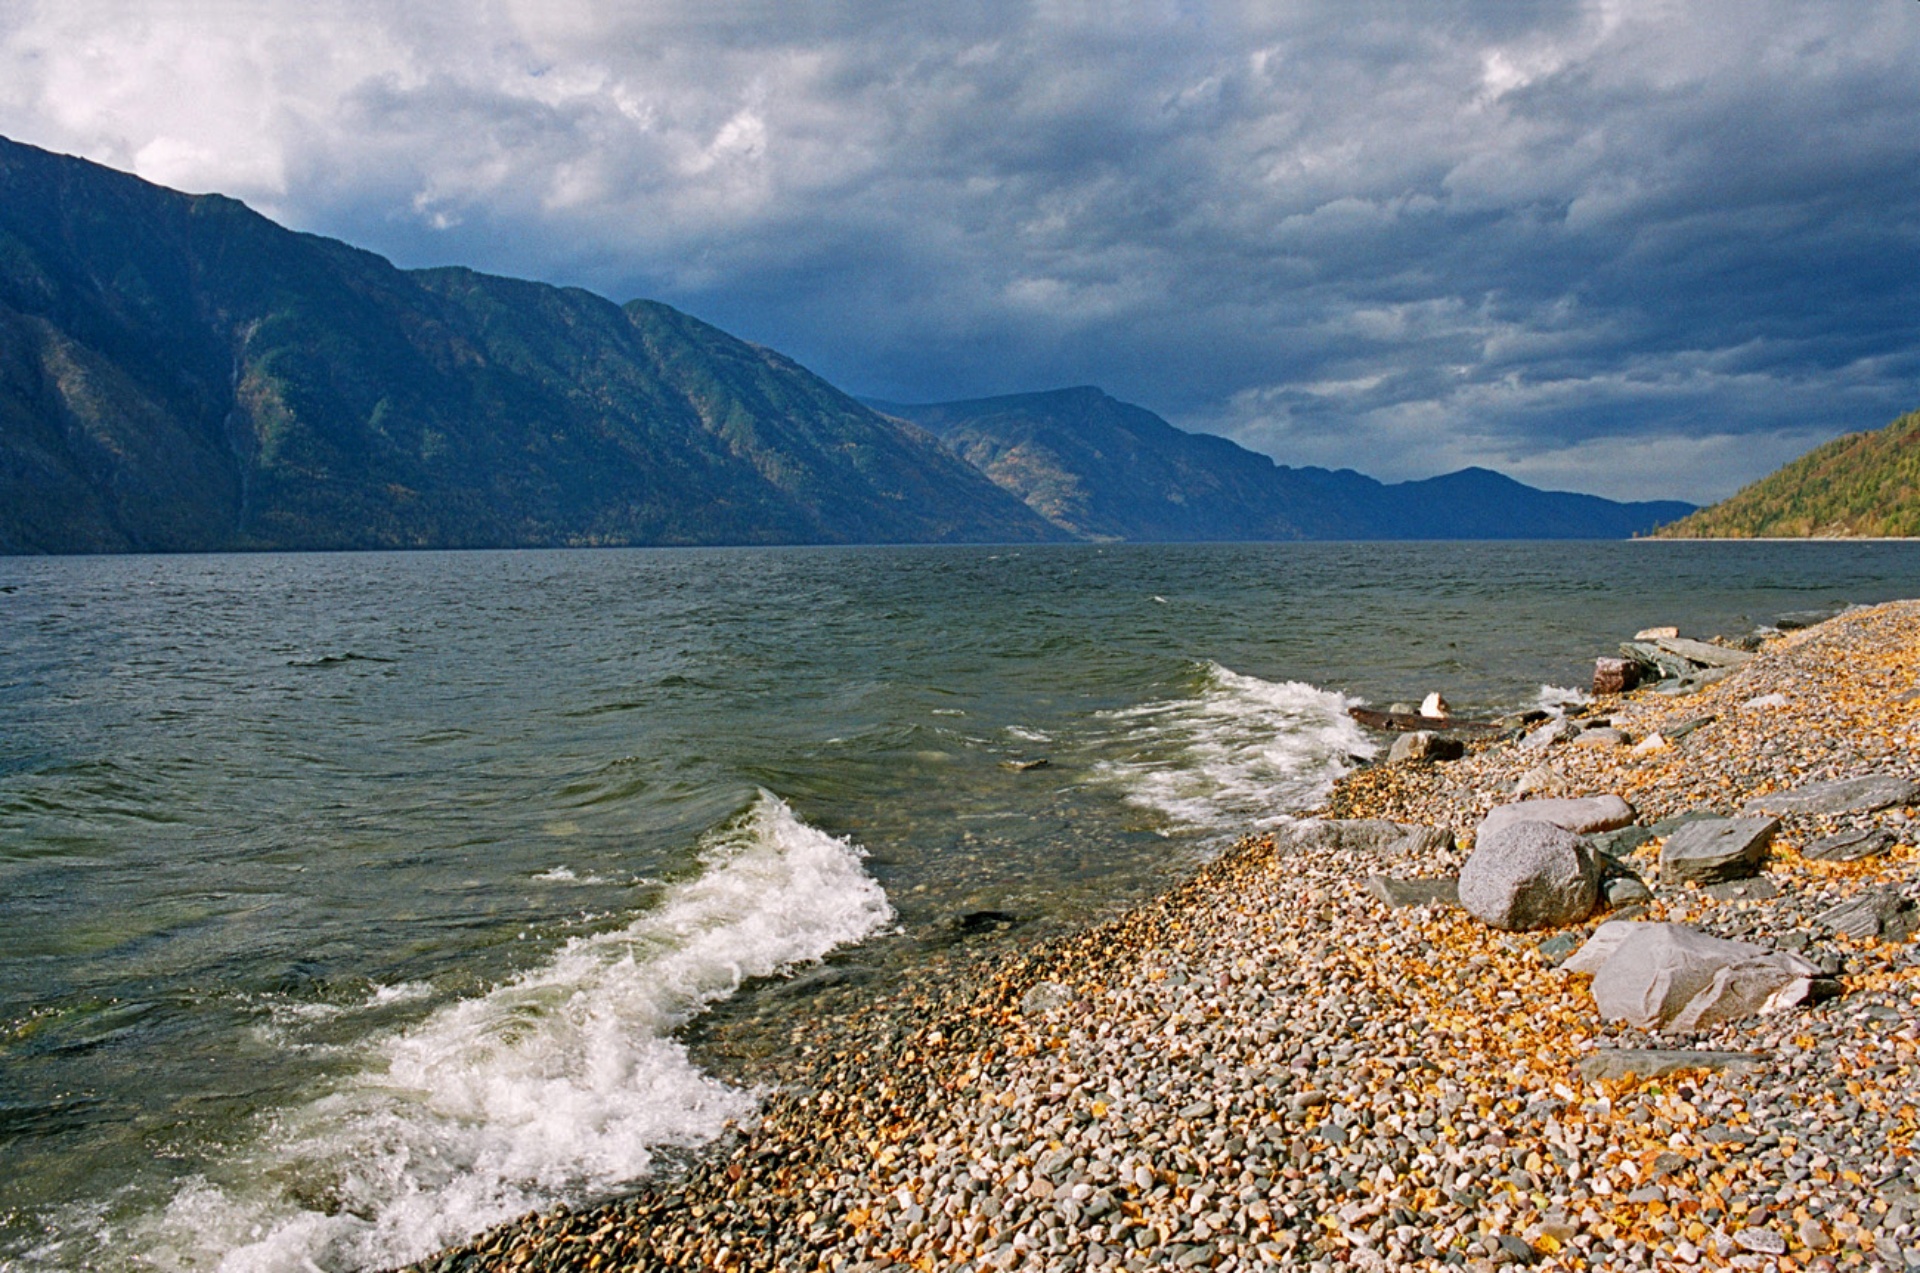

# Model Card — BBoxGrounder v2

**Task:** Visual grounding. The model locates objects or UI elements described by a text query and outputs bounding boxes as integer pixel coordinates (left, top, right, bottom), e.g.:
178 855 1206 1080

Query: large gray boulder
1659 817 1777 884
1742 774 1918 817
1476 795 1636 840
1458 821 1600 931
1564 922 1819 1030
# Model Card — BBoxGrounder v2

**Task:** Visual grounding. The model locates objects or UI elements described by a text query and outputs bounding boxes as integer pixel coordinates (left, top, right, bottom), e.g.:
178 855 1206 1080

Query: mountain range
1653 407 1920 538
874 388 1694 541
0 135 1693 554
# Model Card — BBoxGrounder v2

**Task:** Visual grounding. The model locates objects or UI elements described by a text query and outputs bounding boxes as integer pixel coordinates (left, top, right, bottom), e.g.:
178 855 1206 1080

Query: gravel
407 601 1920 1273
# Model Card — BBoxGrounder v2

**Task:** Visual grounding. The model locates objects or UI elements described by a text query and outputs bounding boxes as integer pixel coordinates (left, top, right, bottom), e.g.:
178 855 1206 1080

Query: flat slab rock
1477 795 1636 839
1801 828 1896 862
1742 773 1918 817
1562 921 1819 1030
1701 876 1781 902
1365 875 1459 909
1575 1049 1767 1082
1660 817 1778 885
1816 888 1919 942
1652 635 1754 669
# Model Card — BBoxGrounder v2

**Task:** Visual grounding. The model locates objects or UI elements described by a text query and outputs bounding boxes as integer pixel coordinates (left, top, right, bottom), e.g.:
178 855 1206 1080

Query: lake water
4 540 1919 1270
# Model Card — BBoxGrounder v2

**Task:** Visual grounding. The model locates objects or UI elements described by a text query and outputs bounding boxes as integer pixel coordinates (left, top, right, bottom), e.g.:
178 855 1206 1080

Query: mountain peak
884 392 1694 540
0 137 1064 552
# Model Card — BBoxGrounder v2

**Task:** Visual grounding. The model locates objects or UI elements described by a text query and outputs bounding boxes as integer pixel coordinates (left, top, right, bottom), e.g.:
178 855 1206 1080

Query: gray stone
1588 825 1653 858
1659 817 1778 885
1478 795 1636 839
1742 773 1919 817
1575 1048 1767 1083
1458 821 1601 932
1518 718 1571 752
1606 877 1654 906
1733 1227 1787 1256
1020 981 1074 1015
1654 667 1738 696
1572 727 1629 748
1660 715 1717 742
1388 731 1465 764
1620 641 1695 680
1773 608 1844 630
1648 810 1722 836
1278 819 1453 860
1801 828 1896 862
1577 922 1820 1030
1816 888 1919 943
1535 932 1583 963
1653 635 1755 669
1700 876 1780 902
1365 875 1459 908
1496 1234 1537 1264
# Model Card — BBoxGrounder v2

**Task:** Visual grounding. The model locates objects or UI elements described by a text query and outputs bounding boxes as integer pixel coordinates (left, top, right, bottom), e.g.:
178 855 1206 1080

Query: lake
4 540 1917 1270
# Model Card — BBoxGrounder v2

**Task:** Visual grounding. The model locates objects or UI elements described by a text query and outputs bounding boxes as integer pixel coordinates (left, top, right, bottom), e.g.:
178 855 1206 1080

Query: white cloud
1 0 1916 499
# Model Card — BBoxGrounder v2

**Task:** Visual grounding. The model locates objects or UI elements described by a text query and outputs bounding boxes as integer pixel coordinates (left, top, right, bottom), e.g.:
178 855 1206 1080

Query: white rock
1559 920 1642 975
1581 923 1820 1030
1513 765 1568 797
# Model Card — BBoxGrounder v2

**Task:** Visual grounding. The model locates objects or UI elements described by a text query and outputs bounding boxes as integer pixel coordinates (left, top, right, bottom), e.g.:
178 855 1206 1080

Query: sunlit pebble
416 605 1920 1272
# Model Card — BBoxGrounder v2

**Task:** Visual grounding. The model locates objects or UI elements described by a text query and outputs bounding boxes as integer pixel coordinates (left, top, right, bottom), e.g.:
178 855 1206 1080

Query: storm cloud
4 0 1917 500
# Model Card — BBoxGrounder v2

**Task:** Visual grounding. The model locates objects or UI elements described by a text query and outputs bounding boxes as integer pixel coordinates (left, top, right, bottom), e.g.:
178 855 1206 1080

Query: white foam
1536 684 1589 712
125 793 892 1273
531 866 619 885
1097 663 1374 833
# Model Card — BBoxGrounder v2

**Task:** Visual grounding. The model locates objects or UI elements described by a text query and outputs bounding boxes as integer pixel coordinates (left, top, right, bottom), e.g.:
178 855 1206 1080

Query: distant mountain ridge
873 387 1695 541
1 135 1693 553
0 135 1062 552
1653 408 1920 538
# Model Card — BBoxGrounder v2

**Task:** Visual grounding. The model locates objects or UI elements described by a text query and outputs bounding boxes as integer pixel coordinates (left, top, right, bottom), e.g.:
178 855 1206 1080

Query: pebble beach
414 601 1920 1273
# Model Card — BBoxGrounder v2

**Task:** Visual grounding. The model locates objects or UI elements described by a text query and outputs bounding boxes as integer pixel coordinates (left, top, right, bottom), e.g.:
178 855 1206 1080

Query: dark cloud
3 0 1917 499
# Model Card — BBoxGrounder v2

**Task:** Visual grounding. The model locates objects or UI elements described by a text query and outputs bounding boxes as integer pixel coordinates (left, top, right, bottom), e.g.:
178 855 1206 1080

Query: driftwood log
1348 707 1503 733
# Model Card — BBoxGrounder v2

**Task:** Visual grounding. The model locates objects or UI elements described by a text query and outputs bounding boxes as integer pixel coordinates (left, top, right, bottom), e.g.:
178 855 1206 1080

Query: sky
4 2 1919 502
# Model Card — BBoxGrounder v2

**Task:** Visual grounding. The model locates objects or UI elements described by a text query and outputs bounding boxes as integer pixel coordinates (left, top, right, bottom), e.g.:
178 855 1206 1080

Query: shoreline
417 603 1920 1273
